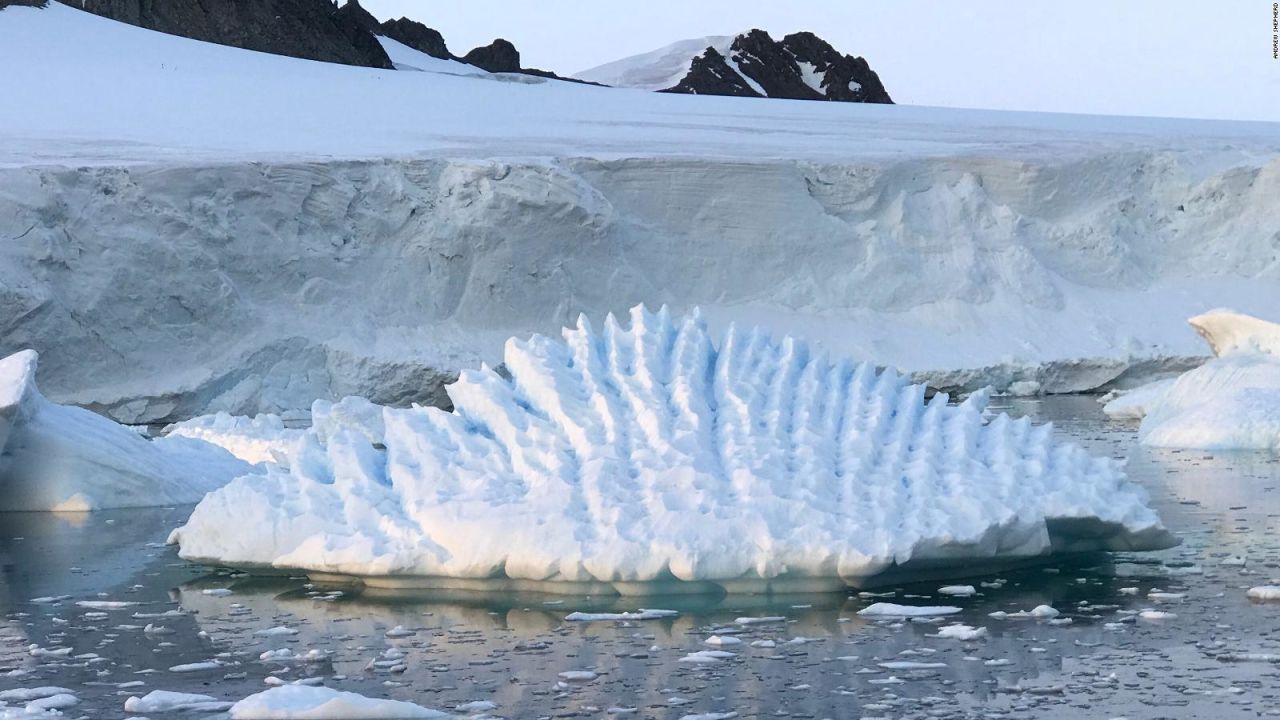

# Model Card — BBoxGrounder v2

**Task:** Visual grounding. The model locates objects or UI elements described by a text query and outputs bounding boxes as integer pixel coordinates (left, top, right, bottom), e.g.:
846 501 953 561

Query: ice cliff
1 3 1279 423
171 306 1174 593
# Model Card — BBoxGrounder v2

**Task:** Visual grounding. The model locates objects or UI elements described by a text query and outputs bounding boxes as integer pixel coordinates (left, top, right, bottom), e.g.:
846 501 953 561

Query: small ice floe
169 661 222 673
124 690 232 713
734 616 786 625
984 658 1012 666
1247 586 1280 601
75 600 138 609
990 605 1059 619
564 609 678 622
201 588 233 597
749 640 775 648
1138 609 1177 621
383 625 415 637
0 689 74 704
254 626 298 637
22 693 78 713
143 623 174 635
878 660 947 670
260 649 295 662
556 671 598 682
606 707 639 715
938 585 976 597
1222 556 1247 567
704 635 742 646
1147 591 1186 601
933 624 987 641
26 646 71 658
678 650 735 664
677 712 738 720
857 603 961 618
455 700 497 713
1216 653 1280 663
28 596 70 605
227 685 448 719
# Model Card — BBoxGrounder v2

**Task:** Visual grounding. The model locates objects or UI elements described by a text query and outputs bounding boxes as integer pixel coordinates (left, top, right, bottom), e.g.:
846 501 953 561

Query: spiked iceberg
0 350 252 511
172 306 1173 593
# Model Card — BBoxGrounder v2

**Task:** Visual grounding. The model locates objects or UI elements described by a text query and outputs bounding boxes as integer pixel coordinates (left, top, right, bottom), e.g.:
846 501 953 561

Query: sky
360 0 1279 122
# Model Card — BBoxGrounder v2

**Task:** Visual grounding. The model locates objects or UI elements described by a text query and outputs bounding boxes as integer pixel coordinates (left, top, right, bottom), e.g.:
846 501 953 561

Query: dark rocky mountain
664 29 892 103
54 0 393 69
379 16 450 60
461 38 521 74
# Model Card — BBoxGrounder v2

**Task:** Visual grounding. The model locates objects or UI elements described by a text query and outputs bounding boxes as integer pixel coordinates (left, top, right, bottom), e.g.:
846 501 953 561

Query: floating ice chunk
1101 378 1176 420
455 700 497 713
734 616 786 625
169 661 222 673
1247 585 1280 601
556 670 598 681
172 307 1174 591
877 660 947 670
678 650 735 663
228 685 448 719
0 689 74 704
704 635 742 646
565 609 678 621
0 350 253 511
255 626 298 637
677 713 738 720
1118 311 1280 449
124 690 231 713
1138 609 1177 621
23 694 75 712
76 600 137 609
858 603 961 618
997 604 1059 619
938 585 976 597
933 624 988 640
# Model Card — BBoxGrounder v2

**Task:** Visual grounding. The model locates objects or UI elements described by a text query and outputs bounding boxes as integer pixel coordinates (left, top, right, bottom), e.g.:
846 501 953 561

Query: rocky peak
56 0 393 69
665 28 892 103
462 39 521 74
378 16 451 60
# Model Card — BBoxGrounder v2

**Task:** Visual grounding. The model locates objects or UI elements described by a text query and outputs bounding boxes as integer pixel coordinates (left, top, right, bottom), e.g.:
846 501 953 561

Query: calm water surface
2 396 1280 719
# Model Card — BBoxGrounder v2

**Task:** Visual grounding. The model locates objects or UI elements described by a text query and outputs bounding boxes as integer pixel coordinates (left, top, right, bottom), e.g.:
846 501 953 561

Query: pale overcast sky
360 0 1279 122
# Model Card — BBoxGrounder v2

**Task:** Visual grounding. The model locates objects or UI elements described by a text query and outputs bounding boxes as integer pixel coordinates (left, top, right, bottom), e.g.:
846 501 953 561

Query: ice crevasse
172 305 1175 594
1104 309 1280 450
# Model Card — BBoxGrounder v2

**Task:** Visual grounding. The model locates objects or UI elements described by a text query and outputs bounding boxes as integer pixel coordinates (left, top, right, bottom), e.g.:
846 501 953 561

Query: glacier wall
1 151 1278 423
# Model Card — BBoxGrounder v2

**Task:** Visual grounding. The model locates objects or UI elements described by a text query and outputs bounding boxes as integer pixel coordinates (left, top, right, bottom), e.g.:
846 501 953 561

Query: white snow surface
0 350 252 511
1109 311 1280 449
2 5 1280 423
172 306 1173 593
376 37 486 77
228 686 447 719
575 35 735 90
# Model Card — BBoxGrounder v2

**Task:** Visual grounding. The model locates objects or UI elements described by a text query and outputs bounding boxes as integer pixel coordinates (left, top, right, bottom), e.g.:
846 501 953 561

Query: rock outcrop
56 0 393 69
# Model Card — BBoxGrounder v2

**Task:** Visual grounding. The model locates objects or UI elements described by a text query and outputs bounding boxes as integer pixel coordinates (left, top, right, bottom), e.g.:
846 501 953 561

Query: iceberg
172 306 1173 593
0 350 252 511
1106 310 1280 449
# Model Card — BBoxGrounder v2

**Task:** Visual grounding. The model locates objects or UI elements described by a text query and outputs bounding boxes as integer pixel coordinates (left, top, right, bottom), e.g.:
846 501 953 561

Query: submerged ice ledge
171 305 1175 593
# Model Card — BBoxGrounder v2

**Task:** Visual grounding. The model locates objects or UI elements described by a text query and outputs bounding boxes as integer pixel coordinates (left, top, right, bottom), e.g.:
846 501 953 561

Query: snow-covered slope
0 350 251 511
1106 311 1280 449
574 35 736 90
171 306 1173 593
2 4 1280 422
